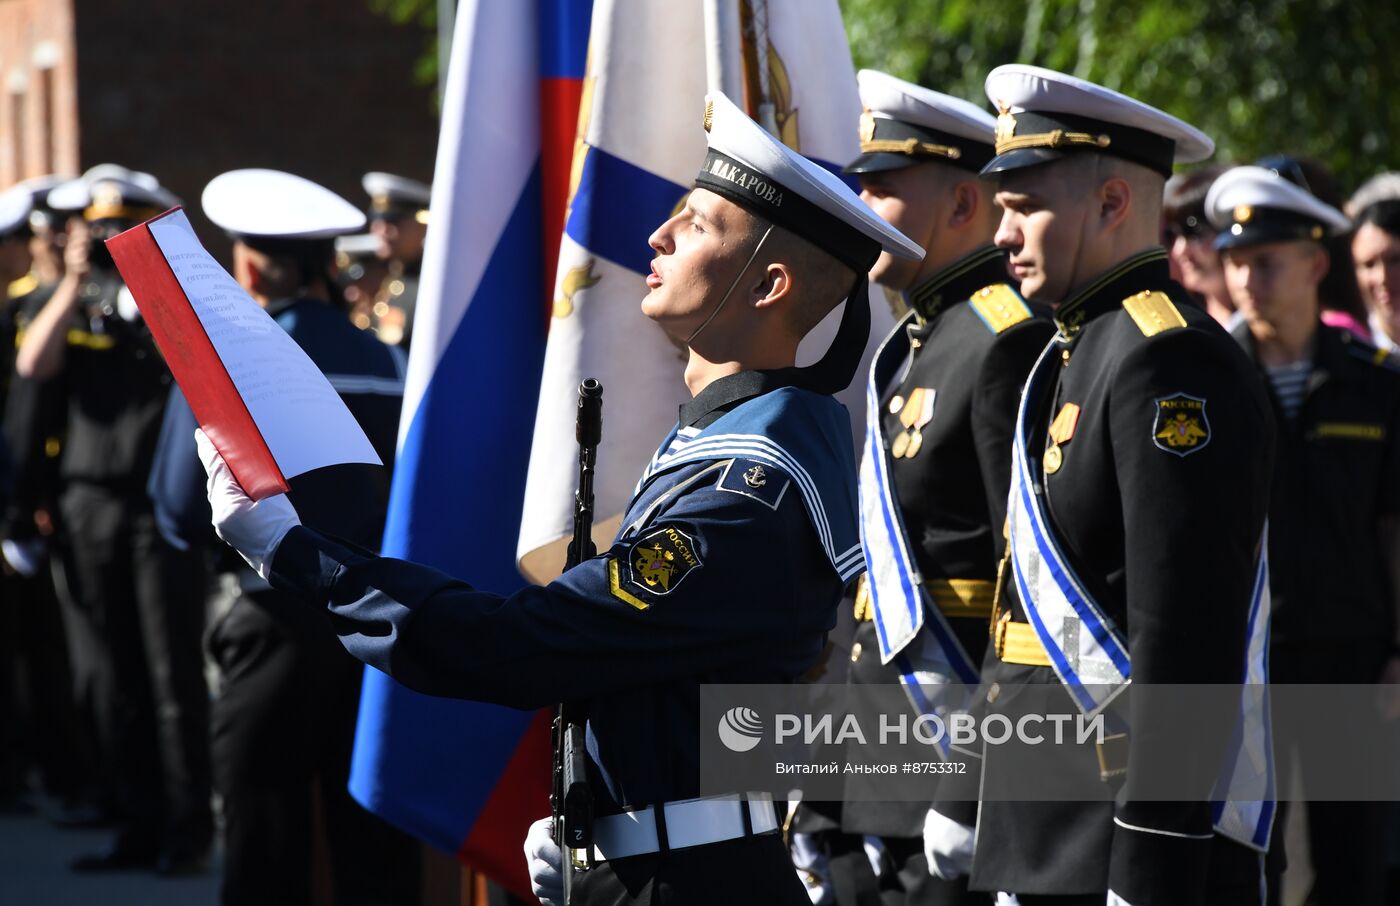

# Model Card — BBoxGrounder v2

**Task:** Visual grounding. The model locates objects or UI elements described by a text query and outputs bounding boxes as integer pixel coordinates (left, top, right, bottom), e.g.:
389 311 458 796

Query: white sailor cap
47 164 180 220
697 91 922 272
982 64 1213 178
0 186 33 237
203 169 366 246
362 172 431 222
1205 165 1351 251
846 70 997 175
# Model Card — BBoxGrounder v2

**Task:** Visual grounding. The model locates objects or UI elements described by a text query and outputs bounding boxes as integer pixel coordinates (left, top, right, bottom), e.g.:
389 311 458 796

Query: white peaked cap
1205 165 1350 249
982 64 1213 176
362 171 431 207
857 69 996 143
697 91 923 269
0 186 33 235
47 163 180 213
203 169 366 240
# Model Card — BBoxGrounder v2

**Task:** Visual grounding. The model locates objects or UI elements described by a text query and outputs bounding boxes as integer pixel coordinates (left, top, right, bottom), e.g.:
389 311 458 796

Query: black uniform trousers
1269 641 1391 906
58 482 211 855
0 558 90 805
208 579 418 906
840 621 990 906
571 833 809 905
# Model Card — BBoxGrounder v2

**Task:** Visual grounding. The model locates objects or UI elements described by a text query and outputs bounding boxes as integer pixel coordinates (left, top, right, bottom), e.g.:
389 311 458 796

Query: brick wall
0 0 80 185
3 0 440 253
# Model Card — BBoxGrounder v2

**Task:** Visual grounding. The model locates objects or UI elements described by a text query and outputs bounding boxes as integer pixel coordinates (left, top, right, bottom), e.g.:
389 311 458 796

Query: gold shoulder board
969 283 1032 335
1122 290 1186 337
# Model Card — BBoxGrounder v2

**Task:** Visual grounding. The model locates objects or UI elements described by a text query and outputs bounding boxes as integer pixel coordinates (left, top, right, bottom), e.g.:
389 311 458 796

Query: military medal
1043 402 1079 475
891 430 911 459
891 388 936 459
904 428 924 458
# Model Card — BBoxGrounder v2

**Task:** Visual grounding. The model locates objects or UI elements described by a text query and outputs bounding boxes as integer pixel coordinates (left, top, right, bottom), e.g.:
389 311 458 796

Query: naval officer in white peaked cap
969 64 1278 906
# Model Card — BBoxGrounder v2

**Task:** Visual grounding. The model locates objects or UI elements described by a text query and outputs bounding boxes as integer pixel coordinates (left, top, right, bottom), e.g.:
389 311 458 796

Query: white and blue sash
1008 337 1275 851
857 314 979 686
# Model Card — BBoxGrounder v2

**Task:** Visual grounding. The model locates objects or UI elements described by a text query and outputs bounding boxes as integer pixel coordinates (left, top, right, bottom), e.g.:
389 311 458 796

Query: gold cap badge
1233 204 1253 224
858 110 876 144
995 101 1016 146
703 99 714 132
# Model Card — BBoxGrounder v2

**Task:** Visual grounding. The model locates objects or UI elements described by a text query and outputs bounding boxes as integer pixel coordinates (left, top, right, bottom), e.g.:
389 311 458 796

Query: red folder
106 207 290 499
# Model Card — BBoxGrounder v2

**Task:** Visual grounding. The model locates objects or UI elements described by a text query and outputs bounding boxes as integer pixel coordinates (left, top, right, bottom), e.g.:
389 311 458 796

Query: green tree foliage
368 0 439 88
842 0 1400 190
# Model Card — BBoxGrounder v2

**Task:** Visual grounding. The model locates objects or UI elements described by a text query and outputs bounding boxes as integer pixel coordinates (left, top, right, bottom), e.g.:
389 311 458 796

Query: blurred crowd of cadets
0 166 426 900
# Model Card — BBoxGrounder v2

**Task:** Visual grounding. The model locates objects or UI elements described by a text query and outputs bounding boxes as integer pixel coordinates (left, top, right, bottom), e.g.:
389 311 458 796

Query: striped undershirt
1264 360 1312 419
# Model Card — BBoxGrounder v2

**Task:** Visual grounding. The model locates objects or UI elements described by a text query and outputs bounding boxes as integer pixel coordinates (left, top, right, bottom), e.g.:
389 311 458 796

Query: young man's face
642 188 758 340
858 165 943 290
992 163 1092 304
1222 240 1326 328
370 215 427 263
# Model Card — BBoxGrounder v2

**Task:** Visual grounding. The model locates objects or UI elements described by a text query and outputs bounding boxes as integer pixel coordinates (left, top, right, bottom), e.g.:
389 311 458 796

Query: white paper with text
148 210 381 478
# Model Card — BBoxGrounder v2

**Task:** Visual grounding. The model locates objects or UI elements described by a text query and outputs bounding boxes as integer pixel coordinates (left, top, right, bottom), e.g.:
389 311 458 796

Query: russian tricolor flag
351 0 885 897
348 0 592 897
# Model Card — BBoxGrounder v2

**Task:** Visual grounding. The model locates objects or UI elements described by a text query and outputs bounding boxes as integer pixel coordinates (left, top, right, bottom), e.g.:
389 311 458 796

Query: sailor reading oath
198 92 922 906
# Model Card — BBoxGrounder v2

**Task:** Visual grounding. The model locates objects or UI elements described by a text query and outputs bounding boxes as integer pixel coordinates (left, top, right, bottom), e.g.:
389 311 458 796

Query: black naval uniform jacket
57 272 171 497
1231 321 1400 674
970 251 1275 902
844 246 1053 839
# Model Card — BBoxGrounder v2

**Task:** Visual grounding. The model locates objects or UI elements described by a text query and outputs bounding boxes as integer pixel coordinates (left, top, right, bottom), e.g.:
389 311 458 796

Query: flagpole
703 0 743 97
436 0 455 107
746 0 780 135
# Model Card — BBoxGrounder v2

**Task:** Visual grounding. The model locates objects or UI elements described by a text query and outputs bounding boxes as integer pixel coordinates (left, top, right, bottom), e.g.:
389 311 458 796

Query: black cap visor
980 146 1072 177
843 151 922 175
1213 218 1327 252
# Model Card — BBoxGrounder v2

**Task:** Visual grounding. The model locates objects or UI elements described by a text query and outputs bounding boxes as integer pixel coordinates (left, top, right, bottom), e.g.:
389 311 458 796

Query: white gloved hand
524 816 563 906
196 428 300 580
1106 891 1138 906
923 806 975 880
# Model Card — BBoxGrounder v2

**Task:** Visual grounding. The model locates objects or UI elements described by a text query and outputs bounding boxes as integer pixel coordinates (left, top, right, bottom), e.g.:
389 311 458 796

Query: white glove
524 816 563 906
196 428 300 580
1106 892 1137 906
923 806 975 880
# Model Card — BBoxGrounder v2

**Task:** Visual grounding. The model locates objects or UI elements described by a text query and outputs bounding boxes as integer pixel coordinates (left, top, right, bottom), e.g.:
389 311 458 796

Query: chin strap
791 270 871 395
684 224 774 346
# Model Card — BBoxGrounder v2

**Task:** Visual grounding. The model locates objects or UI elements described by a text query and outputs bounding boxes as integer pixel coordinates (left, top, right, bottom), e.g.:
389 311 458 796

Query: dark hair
1257 154 1366 321
1356 199 1400 238
1163 164 1226 231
